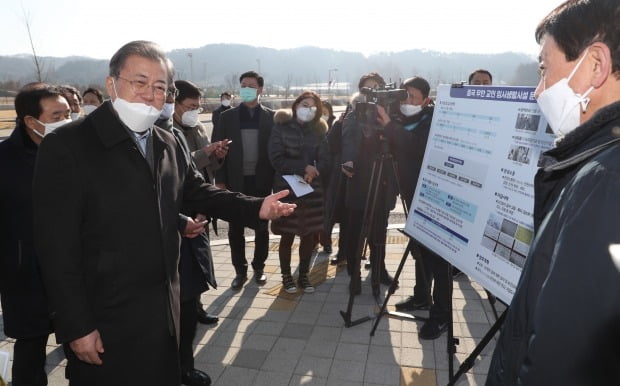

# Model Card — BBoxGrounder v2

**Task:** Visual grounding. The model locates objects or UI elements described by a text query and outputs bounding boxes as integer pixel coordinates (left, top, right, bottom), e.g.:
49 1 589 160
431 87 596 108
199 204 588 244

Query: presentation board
404 84 554 304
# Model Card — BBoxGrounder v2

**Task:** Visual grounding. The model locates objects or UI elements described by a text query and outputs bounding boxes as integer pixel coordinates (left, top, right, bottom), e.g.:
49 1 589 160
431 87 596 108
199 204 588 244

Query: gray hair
109 40 171 81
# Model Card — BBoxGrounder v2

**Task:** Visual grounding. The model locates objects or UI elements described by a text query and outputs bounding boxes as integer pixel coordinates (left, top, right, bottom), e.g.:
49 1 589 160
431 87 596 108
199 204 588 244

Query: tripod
370 234 431 335
339 133 408 327
371 234 506 384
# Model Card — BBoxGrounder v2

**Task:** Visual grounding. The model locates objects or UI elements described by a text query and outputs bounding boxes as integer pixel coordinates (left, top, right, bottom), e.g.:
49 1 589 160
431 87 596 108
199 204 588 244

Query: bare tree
20 6 45 82
283 74 294 101
225 73 239 94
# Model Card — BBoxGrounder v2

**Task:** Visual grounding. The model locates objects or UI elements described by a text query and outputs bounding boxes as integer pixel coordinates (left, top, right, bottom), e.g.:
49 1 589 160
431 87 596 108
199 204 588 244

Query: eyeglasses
167 88 179 98
117 76 168 99
179 102 203 113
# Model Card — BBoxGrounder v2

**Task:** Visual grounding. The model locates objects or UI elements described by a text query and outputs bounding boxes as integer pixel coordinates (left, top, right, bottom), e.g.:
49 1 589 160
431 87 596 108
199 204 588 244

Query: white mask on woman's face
400 104 422 117
296 106 317 123
221 99 231 107
111 79 162 133
536 50 594 137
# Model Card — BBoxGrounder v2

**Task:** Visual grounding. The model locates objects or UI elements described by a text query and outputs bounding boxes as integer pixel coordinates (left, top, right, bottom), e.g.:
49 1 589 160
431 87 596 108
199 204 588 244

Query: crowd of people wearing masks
3 1 620 385
0 54 449 385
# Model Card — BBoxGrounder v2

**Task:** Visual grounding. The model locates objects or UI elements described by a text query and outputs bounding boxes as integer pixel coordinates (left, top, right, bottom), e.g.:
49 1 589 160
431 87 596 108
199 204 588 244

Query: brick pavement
0 225 502 385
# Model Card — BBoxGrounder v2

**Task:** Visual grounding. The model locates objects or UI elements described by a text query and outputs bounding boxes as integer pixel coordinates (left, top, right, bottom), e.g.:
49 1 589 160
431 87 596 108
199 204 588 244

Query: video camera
355 83 408 127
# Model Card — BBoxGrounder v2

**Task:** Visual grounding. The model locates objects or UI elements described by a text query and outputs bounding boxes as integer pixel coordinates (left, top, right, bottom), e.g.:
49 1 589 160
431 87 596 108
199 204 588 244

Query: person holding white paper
268 91 330 294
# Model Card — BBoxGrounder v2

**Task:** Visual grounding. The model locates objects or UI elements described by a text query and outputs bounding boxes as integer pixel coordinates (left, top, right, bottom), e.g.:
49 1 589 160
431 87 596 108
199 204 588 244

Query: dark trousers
344 207 390 277
228 175 269 275
179 298 199 373
278 233 314 276
333 208 348 261
414 245 451 321
12 335 49 386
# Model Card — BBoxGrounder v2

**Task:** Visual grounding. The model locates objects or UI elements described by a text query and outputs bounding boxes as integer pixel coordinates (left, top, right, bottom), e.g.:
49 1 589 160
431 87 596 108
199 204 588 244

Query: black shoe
254 270 267 285
364 260 371 269
196 309 219 325
395 296 430 311
231 274 247 290
182 368 211 386
419 318 449 340
282 274 298 294
298 273 315 294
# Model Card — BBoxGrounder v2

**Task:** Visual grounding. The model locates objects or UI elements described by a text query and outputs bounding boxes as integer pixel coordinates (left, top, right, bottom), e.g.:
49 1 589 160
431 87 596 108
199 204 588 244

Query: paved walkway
0 225 502 386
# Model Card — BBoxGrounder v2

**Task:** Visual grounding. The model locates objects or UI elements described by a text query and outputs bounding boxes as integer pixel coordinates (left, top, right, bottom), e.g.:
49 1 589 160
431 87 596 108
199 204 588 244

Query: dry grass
0 110 15 131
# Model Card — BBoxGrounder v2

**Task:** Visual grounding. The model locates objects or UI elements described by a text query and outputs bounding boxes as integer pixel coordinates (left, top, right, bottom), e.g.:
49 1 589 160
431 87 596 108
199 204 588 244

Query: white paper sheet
282 174 314 197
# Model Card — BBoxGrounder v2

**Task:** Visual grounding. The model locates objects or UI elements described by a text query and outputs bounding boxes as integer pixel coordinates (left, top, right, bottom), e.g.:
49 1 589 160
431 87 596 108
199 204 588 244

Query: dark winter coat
324 115 347 225
166 126 218 301
486 101 620 386
212 103 274 195
384 105 434 205
32 101 264 386
268 109 330 236
341 111 398 212
211 104 231 137
0 124 53 339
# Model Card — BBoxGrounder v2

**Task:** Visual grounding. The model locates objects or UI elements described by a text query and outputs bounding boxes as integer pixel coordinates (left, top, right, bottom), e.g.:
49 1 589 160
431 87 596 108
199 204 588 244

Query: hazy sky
2 0 561 59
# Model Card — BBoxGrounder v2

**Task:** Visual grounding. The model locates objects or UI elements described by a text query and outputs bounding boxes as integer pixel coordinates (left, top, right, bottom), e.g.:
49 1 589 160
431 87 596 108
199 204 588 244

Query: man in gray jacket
212 71 275 290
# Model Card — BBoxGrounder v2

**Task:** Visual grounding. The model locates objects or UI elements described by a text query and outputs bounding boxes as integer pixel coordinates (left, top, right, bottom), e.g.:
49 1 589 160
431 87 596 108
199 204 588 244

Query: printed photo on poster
514 113 541 132
481 213 532 269
405 84 552 304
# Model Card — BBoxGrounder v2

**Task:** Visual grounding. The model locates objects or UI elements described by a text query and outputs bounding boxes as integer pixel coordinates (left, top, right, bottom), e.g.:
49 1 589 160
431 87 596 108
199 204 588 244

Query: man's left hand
183 217 207 238
259 190 296 220
376 105 390 127
213 140 229 159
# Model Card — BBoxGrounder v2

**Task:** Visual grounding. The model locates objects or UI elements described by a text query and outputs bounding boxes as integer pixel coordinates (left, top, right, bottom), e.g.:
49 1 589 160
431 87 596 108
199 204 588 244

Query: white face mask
181 109 201 127
33 118 72 137
296 106 317 123
83 104 98 115
111 79 162 133
221 99 231 107
70 112 81 121
322 114 329 121
400 104 423 117
536 50 594 137
159 102 174 119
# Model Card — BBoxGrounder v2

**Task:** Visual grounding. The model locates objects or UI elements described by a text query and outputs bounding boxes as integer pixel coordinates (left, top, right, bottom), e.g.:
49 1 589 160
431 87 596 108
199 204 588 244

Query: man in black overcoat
0 85 70 386
31 41 294 386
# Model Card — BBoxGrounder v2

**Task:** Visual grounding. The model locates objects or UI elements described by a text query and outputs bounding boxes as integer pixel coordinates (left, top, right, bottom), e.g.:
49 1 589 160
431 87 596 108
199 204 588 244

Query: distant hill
0 44 539 94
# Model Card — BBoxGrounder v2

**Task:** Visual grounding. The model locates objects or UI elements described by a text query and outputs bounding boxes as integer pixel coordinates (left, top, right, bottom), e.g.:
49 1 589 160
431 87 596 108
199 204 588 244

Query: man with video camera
376 76 451 340
341 72 401 294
